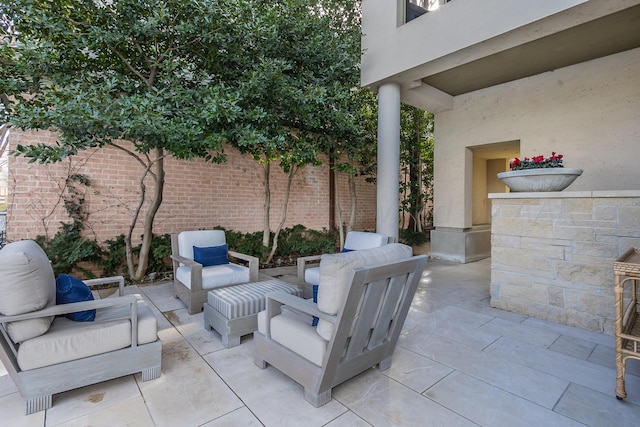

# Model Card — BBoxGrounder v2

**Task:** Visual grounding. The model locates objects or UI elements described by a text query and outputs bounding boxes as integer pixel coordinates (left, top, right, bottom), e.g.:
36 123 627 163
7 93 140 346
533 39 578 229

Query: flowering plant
510 152 564 170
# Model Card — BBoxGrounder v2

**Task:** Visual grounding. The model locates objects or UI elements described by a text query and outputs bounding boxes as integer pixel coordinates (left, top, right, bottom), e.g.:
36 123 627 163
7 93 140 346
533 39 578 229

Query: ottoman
204 279 303 347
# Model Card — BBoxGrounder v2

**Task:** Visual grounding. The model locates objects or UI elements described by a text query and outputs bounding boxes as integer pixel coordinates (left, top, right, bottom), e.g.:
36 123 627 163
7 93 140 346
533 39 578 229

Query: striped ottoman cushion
207 279 302 320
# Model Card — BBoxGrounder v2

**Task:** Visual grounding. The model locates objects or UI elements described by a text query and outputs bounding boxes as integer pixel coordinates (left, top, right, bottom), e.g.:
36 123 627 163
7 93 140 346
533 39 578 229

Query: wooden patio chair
171 230 259 314
0 240 161 414
254 243 427 407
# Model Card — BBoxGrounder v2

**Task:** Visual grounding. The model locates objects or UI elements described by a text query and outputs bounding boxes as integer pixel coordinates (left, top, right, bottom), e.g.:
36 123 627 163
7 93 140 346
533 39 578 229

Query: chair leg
254 356 267 369
304 387 331 407
142 365 161 381
26 395 52 415
378 356 392 371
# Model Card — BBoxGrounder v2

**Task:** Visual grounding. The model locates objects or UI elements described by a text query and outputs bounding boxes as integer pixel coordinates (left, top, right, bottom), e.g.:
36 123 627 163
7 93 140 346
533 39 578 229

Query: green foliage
100 234 127 277
35 222 103 277
398 228 428 247
399 105 435 231
273 225 338 258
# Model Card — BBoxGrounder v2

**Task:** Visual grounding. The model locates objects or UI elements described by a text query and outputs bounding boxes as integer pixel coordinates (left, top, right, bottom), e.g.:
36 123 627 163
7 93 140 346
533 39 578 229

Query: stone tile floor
2 258 640 426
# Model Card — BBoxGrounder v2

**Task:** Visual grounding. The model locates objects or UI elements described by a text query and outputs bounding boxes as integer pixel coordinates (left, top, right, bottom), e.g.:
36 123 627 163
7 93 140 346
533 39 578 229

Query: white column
376 83 401 241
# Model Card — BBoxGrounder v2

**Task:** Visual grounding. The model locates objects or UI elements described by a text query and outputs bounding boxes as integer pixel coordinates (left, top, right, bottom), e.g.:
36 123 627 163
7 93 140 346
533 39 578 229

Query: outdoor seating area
1 255 639 426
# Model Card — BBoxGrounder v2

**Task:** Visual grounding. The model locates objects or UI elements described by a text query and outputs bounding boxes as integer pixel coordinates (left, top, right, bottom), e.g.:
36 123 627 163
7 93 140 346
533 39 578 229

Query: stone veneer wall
489 191 640 335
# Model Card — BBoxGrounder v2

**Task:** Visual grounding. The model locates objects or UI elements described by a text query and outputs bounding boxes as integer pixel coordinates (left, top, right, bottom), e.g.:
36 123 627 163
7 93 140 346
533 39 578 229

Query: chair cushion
304 266 320 286
56 274 96 322
343 231 388 250
0 240 56 342
177 230 226 261
17 295 158 371
258 308 327 367
193 244 229 267
176 263 250 290
316 243 413 341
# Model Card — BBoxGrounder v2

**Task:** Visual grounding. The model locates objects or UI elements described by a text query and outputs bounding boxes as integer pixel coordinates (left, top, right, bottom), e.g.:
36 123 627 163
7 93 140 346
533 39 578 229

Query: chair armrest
265 291 336 324
0 294 140 323
229 250 260 281
0 295 143 348
296 255 322 282
170 254 200 268
170 254 203 291
84 275 125 297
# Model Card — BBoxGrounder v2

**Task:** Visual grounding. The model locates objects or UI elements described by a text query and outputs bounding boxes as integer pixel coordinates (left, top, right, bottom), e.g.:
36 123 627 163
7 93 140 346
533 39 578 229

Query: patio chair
171 230 259 314
297 231 388 297
255 243 427 407
0 240 161 414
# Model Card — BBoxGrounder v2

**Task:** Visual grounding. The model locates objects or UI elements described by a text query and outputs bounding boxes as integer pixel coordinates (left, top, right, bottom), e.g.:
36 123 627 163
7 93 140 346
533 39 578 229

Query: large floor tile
0 392 44 427
45 376 141 426
204 340 348 427
382 346 453 393
332 369 477 427
53 396 155 427
425 371 583 427
164 307 227 356
201 407 263 426
485 336 616 396
138 329 243 427
399 330 569 408
554 383 640 427
479 317 560 348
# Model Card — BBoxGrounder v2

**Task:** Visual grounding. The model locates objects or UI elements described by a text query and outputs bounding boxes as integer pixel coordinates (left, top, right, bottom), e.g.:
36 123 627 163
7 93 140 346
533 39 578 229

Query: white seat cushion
258 309 327 367
176 263 250 290
316 243 413 341
17 295 158 371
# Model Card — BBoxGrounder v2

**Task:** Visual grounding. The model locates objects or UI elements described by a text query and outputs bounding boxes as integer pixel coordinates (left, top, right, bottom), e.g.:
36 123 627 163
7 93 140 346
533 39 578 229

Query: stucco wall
434 47 640 229
7 130 377 245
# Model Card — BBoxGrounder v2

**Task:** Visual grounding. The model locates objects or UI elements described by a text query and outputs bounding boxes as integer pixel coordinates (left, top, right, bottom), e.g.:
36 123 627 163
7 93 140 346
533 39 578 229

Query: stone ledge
489 190 640 199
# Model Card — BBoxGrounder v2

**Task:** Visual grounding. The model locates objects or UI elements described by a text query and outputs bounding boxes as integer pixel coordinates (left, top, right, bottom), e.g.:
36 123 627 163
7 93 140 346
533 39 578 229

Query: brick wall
490 191 640 335
7 130 377 244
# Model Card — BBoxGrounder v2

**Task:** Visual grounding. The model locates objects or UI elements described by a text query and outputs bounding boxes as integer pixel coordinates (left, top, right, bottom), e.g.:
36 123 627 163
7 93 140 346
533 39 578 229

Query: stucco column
376 83 401 241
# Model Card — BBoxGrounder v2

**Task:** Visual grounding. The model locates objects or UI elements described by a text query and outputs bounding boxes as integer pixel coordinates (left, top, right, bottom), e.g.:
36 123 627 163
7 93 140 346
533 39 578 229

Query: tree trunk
348 171 356 233
133 149 164 280
265 166 297 264
334 166 344 250
262 160 271 248
125 148 165 281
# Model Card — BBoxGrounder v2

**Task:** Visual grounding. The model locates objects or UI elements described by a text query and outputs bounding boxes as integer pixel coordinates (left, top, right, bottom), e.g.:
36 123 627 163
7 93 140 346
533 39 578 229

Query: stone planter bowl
497 168 583 192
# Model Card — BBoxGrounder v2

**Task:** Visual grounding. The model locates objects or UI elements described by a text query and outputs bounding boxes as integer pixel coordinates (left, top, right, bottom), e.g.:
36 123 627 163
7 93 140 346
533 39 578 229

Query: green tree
219 0 364 262
400 105 434 232
1 0 241 280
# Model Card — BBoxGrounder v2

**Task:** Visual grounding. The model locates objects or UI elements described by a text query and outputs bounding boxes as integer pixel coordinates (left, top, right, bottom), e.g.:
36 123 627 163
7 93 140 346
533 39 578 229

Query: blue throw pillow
341 248 354 253
312 284 319 326
55 274 96 322
193 244 229 267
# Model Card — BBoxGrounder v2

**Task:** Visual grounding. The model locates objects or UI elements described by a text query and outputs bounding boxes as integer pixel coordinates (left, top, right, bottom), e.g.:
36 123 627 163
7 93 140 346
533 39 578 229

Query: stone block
500 283 548 304
572 241 619 259
555 261 610 288
527 302 603 333
552 225 595 242
491 234 520 249
548 287 565 307
492 247 532 270
561 198 594 214
619 207 640 229
593 206 617 221
564 290 614 318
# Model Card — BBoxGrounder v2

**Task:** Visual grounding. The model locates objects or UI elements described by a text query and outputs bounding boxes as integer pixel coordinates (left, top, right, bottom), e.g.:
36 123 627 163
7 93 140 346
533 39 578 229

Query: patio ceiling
421 4 640 97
